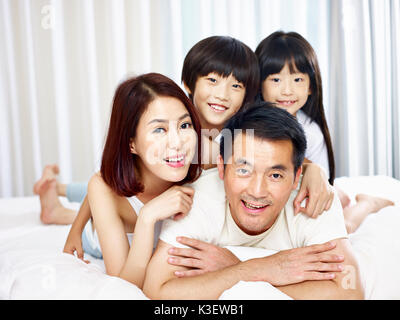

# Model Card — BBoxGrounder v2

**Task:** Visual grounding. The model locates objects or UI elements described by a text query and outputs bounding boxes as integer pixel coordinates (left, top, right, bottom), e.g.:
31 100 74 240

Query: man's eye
236 168 249 176
271 173 282 179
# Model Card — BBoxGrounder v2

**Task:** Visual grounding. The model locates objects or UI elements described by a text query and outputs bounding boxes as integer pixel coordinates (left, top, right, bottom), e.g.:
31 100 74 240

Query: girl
67 73 201 287
255 31 394 233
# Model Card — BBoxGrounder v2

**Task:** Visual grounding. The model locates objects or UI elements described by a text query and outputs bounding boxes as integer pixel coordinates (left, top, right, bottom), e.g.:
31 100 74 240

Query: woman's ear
129 139 137 154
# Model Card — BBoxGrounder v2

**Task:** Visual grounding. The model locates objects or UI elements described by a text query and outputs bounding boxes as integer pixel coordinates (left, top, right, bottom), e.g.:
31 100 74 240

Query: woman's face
130 96 197 183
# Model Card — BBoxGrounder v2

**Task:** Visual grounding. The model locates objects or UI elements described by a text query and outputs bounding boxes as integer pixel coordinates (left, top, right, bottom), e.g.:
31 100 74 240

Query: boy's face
188 72 246 130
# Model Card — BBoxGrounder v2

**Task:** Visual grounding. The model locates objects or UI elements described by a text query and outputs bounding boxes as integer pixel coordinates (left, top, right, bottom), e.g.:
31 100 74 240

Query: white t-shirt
160 168 347 250
297 110 330 177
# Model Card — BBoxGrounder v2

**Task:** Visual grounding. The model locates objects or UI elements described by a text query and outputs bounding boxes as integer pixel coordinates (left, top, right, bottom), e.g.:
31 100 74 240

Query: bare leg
38 178 77 225
344 193 394 234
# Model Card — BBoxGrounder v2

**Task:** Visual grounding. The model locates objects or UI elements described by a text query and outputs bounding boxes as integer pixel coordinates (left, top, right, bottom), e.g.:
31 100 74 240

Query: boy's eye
207 77 217 83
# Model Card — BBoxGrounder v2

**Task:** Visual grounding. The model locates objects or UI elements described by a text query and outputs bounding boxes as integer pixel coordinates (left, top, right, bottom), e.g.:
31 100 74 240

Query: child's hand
139 186 195 224
63 229 90 264
294 163 334 218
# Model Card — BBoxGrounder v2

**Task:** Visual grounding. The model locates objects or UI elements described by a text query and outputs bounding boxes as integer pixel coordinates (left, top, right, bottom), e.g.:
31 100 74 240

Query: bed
1 175 399 300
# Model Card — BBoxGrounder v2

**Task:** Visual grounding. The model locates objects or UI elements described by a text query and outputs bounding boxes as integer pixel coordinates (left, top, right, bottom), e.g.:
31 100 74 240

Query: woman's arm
63 195 91 262
118 185 195 289
87 174 131 276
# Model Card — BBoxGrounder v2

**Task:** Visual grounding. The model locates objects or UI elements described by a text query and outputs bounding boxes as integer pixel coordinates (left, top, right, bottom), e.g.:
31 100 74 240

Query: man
143 102 364 300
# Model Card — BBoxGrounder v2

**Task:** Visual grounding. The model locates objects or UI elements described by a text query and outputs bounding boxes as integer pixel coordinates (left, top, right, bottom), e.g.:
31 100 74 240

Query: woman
84 73 202 288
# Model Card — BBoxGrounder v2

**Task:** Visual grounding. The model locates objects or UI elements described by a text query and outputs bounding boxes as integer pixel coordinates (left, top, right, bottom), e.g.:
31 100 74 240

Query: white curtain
0 0 399 197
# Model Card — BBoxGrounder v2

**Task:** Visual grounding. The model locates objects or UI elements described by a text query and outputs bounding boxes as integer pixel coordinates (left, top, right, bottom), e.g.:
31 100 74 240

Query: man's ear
183 82 191 95
217 154 225 180
129 139 137 155
293 166 302 190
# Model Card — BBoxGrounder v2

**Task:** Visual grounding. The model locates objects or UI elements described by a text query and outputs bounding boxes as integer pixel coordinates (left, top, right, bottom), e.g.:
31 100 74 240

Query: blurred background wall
0 0 399 197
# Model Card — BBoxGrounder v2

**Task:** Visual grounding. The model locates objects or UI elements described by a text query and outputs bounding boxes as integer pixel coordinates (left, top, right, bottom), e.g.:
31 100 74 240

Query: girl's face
188 72 246 130
261 63 311 116
130 96 197 183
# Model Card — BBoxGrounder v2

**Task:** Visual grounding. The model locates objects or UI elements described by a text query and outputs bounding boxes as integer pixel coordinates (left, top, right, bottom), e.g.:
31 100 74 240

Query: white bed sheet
0 175 399 300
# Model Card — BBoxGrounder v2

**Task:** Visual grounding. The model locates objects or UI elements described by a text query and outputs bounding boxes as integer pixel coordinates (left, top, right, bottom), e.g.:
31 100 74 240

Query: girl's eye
180 122 192 129
232 83 243 89
294 78 304 82
207 77 217 83
271 78 280 83
153 127 166 134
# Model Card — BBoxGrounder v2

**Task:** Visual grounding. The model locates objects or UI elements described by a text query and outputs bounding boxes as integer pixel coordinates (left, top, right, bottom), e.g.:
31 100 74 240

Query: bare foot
38 178 76 225
355 193 394 213
33 164 60 195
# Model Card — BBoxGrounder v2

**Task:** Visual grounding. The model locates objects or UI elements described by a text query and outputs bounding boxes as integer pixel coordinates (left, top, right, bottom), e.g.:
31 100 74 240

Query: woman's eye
153 127 166 133
180 122 192 129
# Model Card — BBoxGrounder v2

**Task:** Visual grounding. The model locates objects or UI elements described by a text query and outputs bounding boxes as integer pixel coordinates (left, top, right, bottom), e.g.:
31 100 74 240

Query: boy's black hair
182 36 259 106
220 101 307 173
255 31 335 184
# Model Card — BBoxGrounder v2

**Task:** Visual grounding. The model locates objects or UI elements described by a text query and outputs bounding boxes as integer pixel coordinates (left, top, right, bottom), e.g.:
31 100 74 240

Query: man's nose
248 174 268 199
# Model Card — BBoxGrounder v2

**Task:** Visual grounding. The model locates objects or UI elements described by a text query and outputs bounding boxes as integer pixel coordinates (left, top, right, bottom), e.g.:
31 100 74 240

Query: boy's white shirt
159 168 348 250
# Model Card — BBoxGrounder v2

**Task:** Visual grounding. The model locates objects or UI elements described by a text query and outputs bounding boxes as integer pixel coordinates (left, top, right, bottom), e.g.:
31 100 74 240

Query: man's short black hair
220 101 307 172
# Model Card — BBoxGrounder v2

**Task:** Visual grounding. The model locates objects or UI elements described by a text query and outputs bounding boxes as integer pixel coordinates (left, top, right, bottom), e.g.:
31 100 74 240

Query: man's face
217 132 301 235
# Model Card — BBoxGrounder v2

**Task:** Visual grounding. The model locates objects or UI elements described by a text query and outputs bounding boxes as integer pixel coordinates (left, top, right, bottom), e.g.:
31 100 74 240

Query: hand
140 186 195 224
167 237 240 277
294 163 335 218
249 241 344 286
63 229 90 264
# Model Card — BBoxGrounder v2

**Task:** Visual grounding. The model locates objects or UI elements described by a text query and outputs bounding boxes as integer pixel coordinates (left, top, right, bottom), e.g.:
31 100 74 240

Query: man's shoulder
282 188 347 247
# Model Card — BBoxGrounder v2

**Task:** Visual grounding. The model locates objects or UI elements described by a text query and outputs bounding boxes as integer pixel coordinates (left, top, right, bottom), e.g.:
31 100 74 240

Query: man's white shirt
160 168 347 250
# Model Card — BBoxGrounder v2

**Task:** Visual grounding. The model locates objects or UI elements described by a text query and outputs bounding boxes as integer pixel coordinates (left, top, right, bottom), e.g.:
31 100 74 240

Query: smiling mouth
241 200 269 211
164 155 185 168
277 100 297 106
208 103 227 113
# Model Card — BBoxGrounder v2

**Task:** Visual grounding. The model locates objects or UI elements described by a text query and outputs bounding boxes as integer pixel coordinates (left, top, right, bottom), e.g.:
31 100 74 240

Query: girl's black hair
255 31 335 185
182 36 259 107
